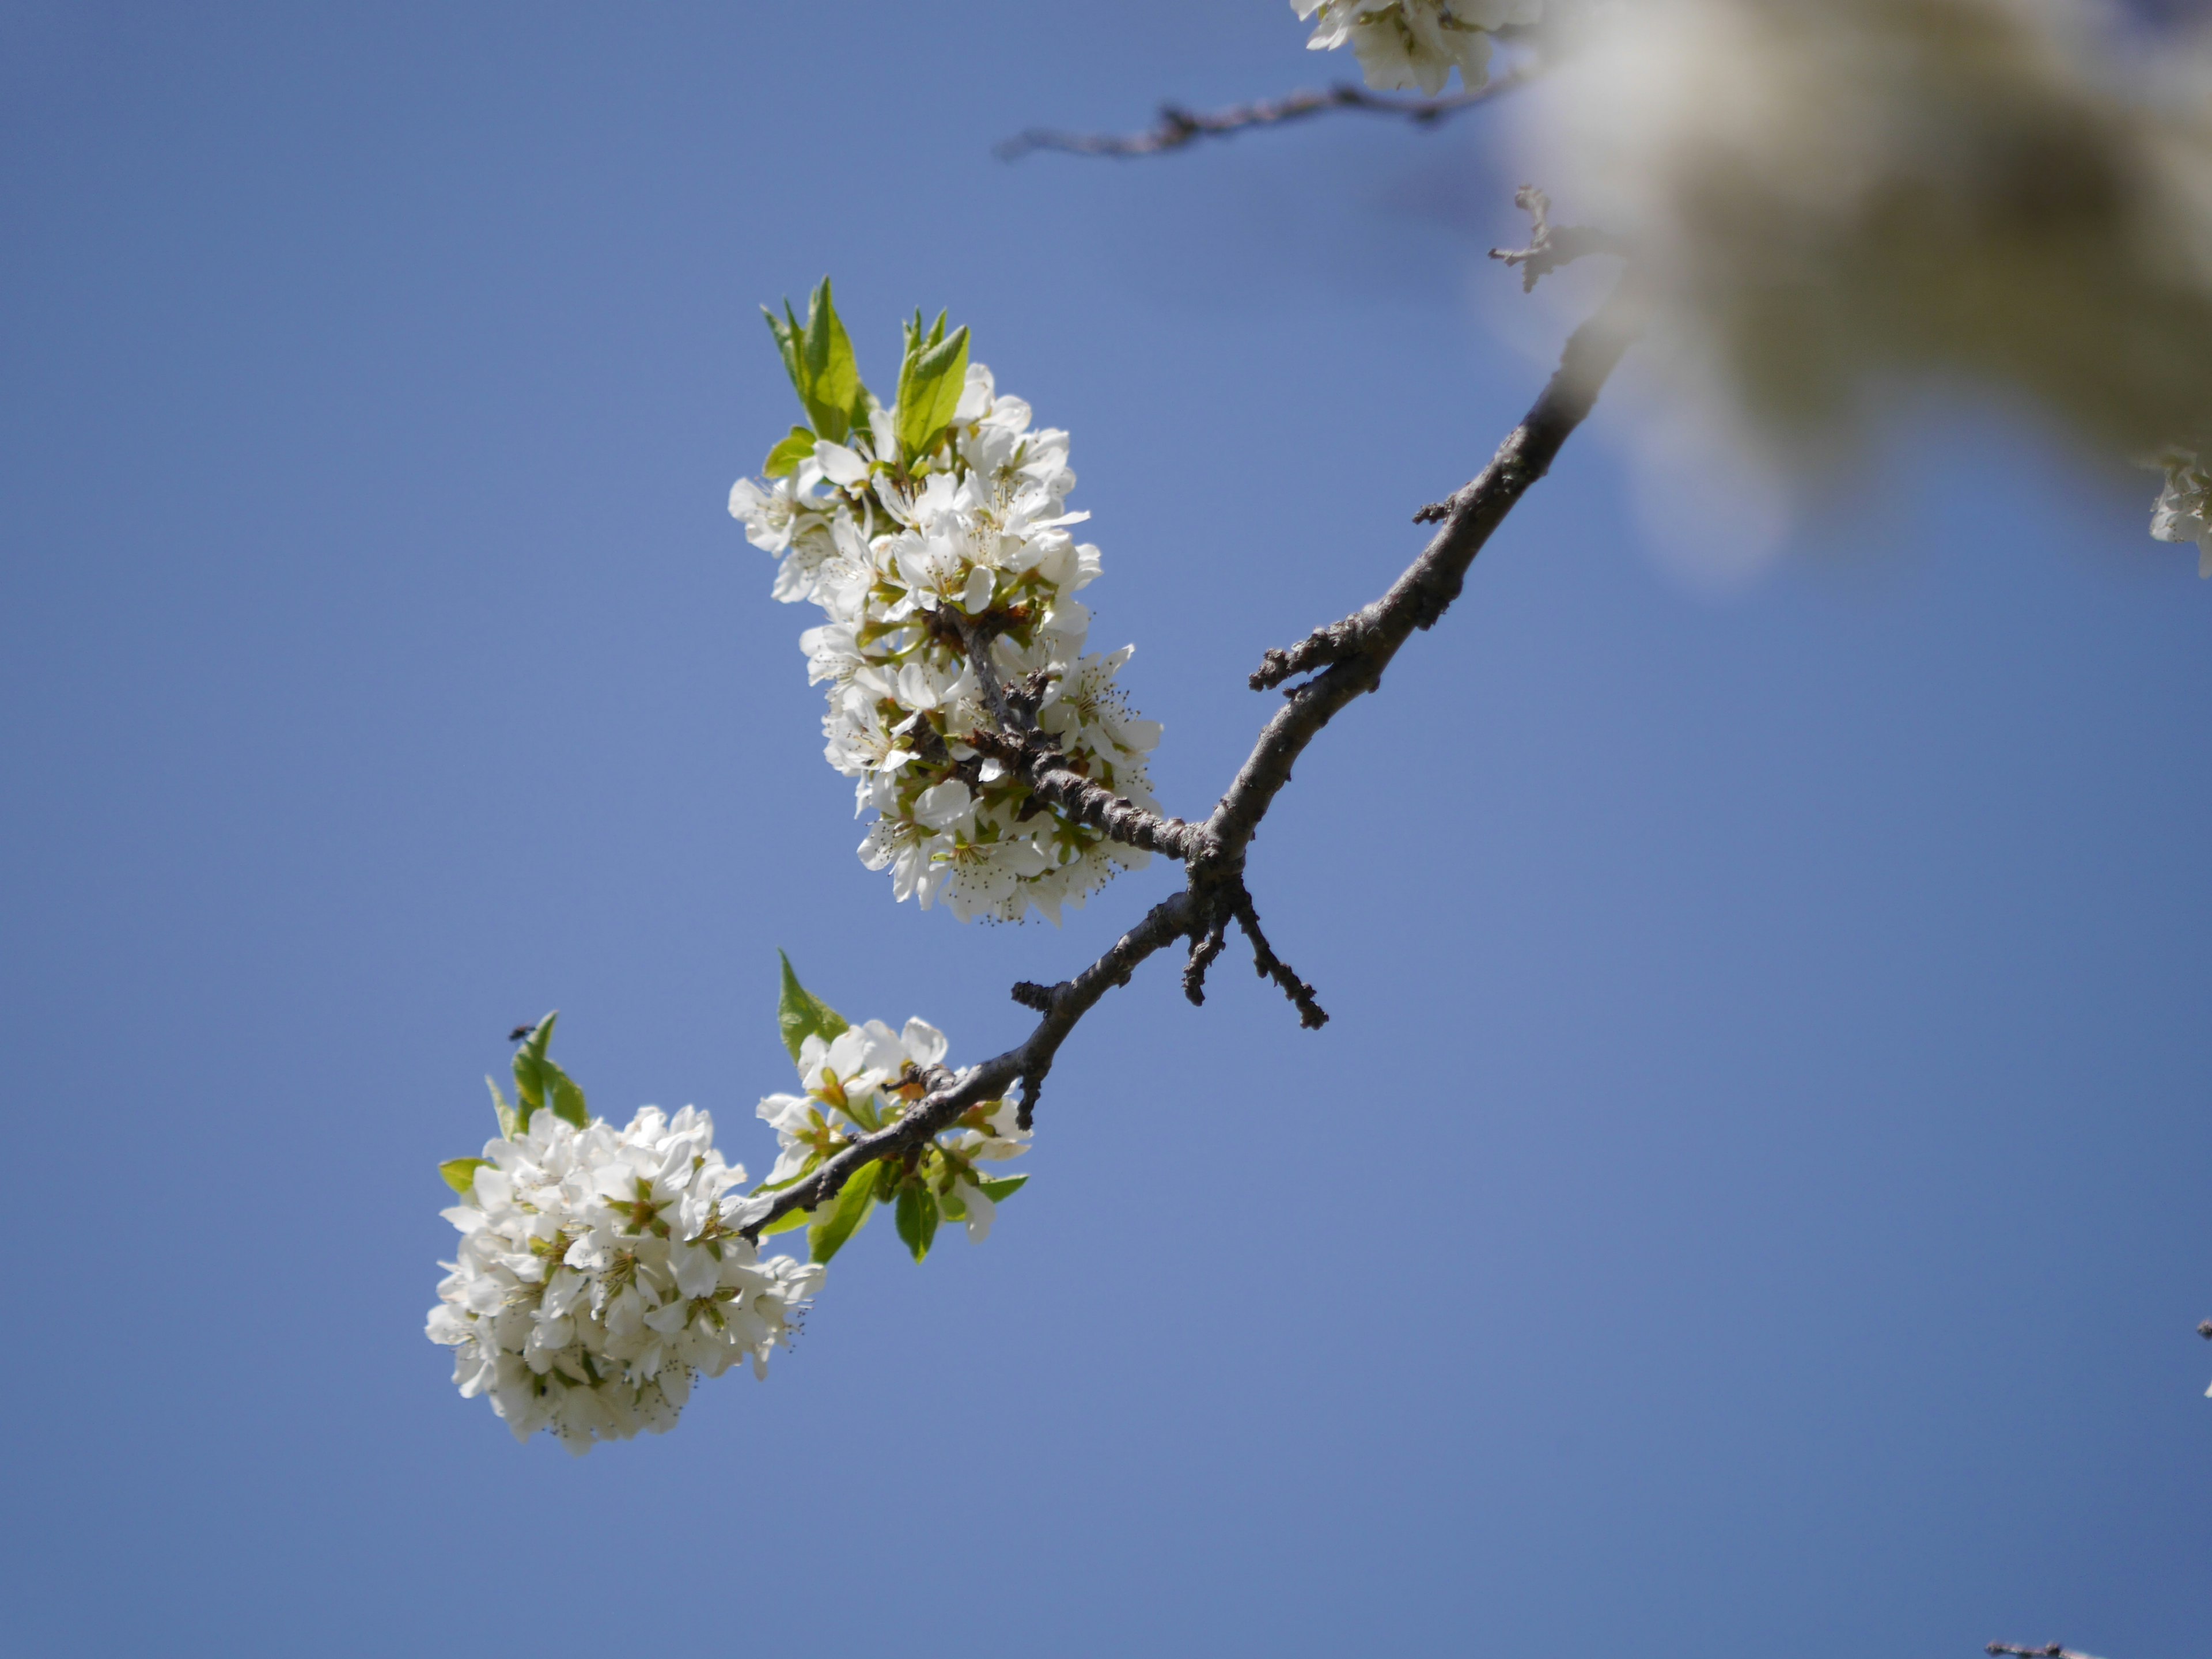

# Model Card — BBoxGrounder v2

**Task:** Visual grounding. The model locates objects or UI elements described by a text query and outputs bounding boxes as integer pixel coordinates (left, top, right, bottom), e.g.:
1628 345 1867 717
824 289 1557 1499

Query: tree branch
994 69 1530 161
1488 185 1634 294
741 277 1638 1242
952 611 1209 862
1987 1645 2104 1658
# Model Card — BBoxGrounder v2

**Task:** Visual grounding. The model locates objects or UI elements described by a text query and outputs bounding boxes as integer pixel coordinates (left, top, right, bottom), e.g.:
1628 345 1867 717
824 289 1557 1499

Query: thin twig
1232 892 1328 1029
1987 1644 2104 1658
1487 184 1634 296
740 275 1637 1242
995 68 1530 161
1183 912 1231 1006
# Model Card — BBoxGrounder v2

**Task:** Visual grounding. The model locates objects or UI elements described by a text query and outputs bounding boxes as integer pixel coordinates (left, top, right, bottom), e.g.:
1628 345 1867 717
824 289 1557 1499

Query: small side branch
1182 912 1231 1005
1987 1645 2104 1658
995 71 1528 161
968 726 1209 862
954 611 1207 862
1233 892 1327 1029
1487 185 1633 296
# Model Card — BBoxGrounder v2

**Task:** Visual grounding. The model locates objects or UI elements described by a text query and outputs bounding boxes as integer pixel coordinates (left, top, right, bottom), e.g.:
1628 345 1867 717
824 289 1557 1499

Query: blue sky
2 4 2206 1656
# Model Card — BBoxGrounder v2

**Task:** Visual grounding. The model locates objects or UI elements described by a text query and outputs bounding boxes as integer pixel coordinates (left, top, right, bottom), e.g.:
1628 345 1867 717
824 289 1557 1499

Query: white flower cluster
757 1015 1029 1243
731 361 1162 924
1293 0 1539 95
1530 0 2212 469
425 1105 820 1455
2148 450 2212 578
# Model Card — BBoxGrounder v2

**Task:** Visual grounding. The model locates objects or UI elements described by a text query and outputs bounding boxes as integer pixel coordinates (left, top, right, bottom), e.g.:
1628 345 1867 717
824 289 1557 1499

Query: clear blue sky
2 4 2206 1656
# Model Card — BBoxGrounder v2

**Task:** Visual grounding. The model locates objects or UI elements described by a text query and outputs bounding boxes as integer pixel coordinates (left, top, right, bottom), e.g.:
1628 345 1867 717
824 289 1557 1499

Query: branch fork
741 252 1638 1243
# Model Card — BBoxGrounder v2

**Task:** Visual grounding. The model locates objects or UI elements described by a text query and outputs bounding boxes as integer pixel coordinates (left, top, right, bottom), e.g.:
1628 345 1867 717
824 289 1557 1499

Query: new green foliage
763 425 817 478
484 1075 518 1139
894 1181 940 1262
761 282 971 471
508 1012 588 1131
442 1017 585 1191
777 950 849 1062
763 278 871 445
895 309 970 464
439 1157 491 1196
807 1160 882 1264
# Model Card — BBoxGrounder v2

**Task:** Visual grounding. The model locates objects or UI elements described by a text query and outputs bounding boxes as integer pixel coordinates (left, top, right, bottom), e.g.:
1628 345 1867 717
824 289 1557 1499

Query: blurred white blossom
1520 0 2212 575
1292 0 1540 94
426 1104 820 1455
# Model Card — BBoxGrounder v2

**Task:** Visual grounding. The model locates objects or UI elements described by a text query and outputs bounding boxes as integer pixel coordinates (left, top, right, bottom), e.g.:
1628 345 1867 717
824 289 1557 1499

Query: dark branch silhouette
994 69 1529 161
1987 1644 2103 1658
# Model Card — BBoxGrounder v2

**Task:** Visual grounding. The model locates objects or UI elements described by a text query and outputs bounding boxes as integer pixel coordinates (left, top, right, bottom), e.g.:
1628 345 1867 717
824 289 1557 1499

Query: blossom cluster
2147 450 2212 578
757 1013 1029 1257
1530 0 2212 462
730 291 1162 925
426 1104 820 1455
1292 0 1540 95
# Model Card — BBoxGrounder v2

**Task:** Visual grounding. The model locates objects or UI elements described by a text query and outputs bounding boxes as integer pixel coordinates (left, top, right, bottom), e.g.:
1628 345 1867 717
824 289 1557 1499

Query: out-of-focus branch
1488 184 1634 294
741 263 1637 1244
994 69 1530 161
1986 1644 2105 1658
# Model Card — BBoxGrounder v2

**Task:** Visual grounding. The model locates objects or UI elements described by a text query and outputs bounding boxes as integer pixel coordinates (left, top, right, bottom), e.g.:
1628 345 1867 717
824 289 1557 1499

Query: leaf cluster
435 1012 588 1195
760 278 971 476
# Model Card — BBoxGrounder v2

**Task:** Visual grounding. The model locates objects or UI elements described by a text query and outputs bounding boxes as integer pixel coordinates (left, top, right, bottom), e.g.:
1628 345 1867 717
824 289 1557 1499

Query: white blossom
426 1104 821 1455
732 358 1162 924
2147 449 2212 577
756 1014 1029 1244
1292 0 1540 95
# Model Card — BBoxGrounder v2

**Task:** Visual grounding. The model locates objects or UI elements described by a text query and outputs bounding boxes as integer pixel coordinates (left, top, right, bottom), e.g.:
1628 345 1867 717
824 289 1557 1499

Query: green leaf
542 1058 588 1130
510 1010 558 1128
777 950 849 1064
807 1161 881 1264
895 1182 940 1262
439 1157 491 1196
764 305 803 399
978 1174 1028 1204
762 281 871 442
763 425 816 479
485 1076 518 1139
895 320 969 464
759 1205 812 1237
797 278 865 443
